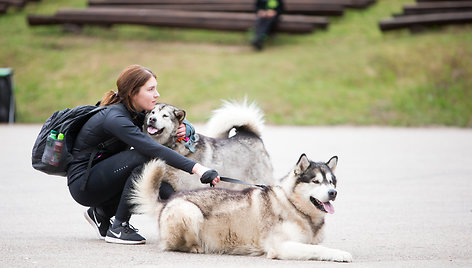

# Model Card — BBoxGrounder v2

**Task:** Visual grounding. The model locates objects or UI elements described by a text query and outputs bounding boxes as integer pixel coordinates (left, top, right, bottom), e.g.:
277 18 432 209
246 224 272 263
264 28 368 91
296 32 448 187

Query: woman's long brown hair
100 65 157 113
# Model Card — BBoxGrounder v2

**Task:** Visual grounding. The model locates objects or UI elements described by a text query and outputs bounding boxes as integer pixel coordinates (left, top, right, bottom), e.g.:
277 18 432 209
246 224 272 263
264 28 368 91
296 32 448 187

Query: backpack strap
79 137 119 191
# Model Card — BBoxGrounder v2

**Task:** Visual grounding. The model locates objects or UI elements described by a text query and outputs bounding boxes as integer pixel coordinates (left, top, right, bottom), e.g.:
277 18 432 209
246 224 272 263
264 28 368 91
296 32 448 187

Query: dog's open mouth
310 196 335 214
147 125 164 136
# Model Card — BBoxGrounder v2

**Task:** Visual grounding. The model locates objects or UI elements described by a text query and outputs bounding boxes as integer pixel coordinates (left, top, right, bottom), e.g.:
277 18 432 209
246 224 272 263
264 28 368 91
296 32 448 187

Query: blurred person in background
251 0 284 50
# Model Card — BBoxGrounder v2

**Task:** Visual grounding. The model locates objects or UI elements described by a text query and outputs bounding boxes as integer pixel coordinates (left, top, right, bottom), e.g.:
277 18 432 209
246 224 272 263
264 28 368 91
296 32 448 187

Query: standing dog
144 100 274 191
132 154 352 262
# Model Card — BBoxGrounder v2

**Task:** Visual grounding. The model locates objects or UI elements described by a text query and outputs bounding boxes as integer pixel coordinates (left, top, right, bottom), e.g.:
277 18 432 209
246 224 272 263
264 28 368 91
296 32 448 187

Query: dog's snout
328 189 337 200
149 117 156 123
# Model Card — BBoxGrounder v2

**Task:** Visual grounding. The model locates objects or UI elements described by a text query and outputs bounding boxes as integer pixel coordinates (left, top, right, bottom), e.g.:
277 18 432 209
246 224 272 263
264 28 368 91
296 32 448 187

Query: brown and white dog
132 154 352 262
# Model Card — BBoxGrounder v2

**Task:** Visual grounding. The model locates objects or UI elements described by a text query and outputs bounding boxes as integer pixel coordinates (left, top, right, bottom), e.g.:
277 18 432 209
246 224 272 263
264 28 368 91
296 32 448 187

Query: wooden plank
379 11 472 31
55 7 327 24
27 14 60 25
412 0 472 6
47 15 315 33
28 8 328 33
416 0 470 2
88 3 344 16
0 3 8 14
0 0 26 8
328 0 375 8
403 1 472 15
284 3 343 15
88 0 375 9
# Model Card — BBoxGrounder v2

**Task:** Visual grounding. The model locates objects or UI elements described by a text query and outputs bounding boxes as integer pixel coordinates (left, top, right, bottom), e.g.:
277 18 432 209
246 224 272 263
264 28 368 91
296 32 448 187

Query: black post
0 68 15 123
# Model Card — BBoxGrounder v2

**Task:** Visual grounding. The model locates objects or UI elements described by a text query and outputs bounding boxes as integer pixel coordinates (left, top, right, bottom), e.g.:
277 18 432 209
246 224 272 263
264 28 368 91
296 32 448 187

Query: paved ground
1 124 471 268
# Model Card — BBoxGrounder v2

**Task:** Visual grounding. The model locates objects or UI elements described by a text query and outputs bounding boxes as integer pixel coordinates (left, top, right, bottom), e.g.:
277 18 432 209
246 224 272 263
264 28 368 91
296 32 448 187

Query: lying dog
144 100 274 191
132 154 352 262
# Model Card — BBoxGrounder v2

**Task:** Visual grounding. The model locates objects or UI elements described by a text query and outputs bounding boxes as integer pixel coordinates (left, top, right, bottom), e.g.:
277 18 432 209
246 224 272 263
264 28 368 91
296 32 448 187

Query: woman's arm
103 110 195 173
103 109 219 185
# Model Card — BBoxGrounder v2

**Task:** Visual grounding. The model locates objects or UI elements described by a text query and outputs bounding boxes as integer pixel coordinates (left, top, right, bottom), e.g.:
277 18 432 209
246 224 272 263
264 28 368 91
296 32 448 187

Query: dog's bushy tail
206 98 265 138
130 159 167 216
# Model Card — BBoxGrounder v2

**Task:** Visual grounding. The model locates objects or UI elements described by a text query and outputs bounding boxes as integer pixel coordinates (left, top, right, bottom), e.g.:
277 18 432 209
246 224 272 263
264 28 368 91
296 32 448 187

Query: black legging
68 149 175 222
253 15 280 43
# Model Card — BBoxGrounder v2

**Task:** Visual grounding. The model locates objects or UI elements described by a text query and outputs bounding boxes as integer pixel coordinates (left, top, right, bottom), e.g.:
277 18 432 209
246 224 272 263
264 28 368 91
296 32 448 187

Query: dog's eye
162 114 168 118
312 180 320 184
151 111 155 114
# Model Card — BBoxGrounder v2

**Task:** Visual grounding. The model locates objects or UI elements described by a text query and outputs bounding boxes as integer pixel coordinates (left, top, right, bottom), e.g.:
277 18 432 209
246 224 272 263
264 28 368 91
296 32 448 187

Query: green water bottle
50 133 64 167
42 130 57 165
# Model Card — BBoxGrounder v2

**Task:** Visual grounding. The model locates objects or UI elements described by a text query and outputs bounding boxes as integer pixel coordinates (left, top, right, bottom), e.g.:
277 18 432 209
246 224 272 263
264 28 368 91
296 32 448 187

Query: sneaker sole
83 211 105 240
105 236 146 245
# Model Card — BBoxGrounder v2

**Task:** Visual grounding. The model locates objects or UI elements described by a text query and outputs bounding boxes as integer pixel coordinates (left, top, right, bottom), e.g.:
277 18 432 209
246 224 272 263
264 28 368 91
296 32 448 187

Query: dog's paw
190 246 202 253
323 249 352 262
266 248 278 259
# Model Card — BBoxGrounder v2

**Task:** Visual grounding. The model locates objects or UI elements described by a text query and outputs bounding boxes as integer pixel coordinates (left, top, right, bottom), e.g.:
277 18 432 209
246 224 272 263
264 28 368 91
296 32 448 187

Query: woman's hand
192 163 220 186
267 9 277 17
257 10 276 18
200 170 220 187
177 123 186 138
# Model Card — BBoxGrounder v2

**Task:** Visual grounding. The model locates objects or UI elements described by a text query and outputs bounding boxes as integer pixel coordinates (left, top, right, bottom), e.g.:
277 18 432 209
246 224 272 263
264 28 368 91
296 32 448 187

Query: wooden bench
416 0 470 2
0 0 41 14
0 3 8 14
88 0 376 9
87 1 345 16
379 11 472 31
27 8 329 34
291 0 376 9
0 0 27 8
402 1 472 15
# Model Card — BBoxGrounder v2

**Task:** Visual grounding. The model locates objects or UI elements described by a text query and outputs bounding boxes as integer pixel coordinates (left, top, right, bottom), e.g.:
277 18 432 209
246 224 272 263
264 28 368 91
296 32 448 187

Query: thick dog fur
144 100 274 191
131 154 352 262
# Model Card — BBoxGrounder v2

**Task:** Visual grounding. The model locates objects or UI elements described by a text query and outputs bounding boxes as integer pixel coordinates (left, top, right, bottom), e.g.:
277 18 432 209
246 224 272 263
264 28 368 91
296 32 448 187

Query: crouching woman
67 64 220 244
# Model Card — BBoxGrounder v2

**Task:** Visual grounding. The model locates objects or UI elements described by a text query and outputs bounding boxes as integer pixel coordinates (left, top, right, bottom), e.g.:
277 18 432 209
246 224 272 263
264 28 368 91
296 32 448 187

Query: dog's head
144 103 186 146
288 154 338 214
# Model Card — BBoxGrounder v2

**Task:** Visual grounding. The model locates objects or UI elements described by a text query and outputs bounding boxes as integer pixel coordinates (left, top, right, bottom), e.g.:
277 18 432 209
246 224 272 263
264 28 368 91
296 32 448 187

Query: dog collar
176 137 189 143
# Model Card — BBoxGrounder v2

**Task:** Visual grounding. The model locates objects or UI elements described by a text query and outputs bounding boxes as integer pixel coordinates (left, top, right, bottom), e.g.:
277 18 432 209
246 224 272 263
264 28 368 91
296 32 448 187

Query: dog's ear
327 156 338 173
174 109 186 124
294 153 310 175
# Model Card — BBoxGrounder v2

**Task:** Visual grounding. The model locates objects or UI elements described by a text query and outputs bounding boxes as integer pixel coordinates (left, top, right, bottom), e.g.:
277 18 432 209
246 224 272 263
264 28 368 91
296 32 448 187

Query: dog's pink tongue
147 126 158 135
323 202 335 214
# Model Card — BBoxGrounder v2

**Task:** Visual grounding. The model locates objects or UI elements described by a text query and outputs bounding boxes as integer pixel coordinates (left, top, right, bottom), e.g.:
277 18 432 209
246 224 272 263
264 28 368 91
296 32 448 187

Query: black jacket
67 102 196 185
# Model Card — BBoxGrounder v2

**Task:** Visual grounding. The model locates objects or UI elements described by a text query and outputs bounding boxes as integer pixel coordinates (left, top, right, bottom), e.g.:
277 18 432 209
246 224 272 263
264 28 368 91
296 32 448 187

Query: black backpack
32 105 116 177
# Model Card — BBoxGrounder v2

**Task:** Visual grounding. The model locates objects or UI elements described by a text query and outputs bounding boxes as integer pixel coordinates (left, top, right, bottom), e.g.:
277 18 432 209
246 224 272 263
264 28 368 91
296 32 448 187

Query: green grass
1 0 471 126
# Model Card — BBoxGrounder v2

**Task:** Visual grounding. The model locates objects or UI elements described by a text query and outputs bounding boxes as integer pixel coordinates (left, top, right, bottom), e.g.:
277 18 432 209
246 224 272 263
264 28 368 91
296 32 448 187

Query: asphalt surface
1 124 471 268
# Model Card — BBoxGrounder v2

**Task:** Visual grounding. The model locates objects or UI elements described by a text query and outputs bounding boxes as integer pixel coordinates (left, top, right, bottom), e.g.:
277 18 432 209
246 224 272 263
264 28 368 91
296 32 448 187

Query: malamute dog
144 100 274 191
132 154 352 262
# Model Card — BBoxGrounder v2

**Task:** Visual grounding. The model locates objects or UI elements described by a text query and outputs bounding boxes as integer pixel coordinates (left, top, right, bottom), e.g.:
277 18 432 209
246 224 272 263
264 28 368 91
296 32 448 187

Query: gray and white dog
132 154 352 262
144 100 274 191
